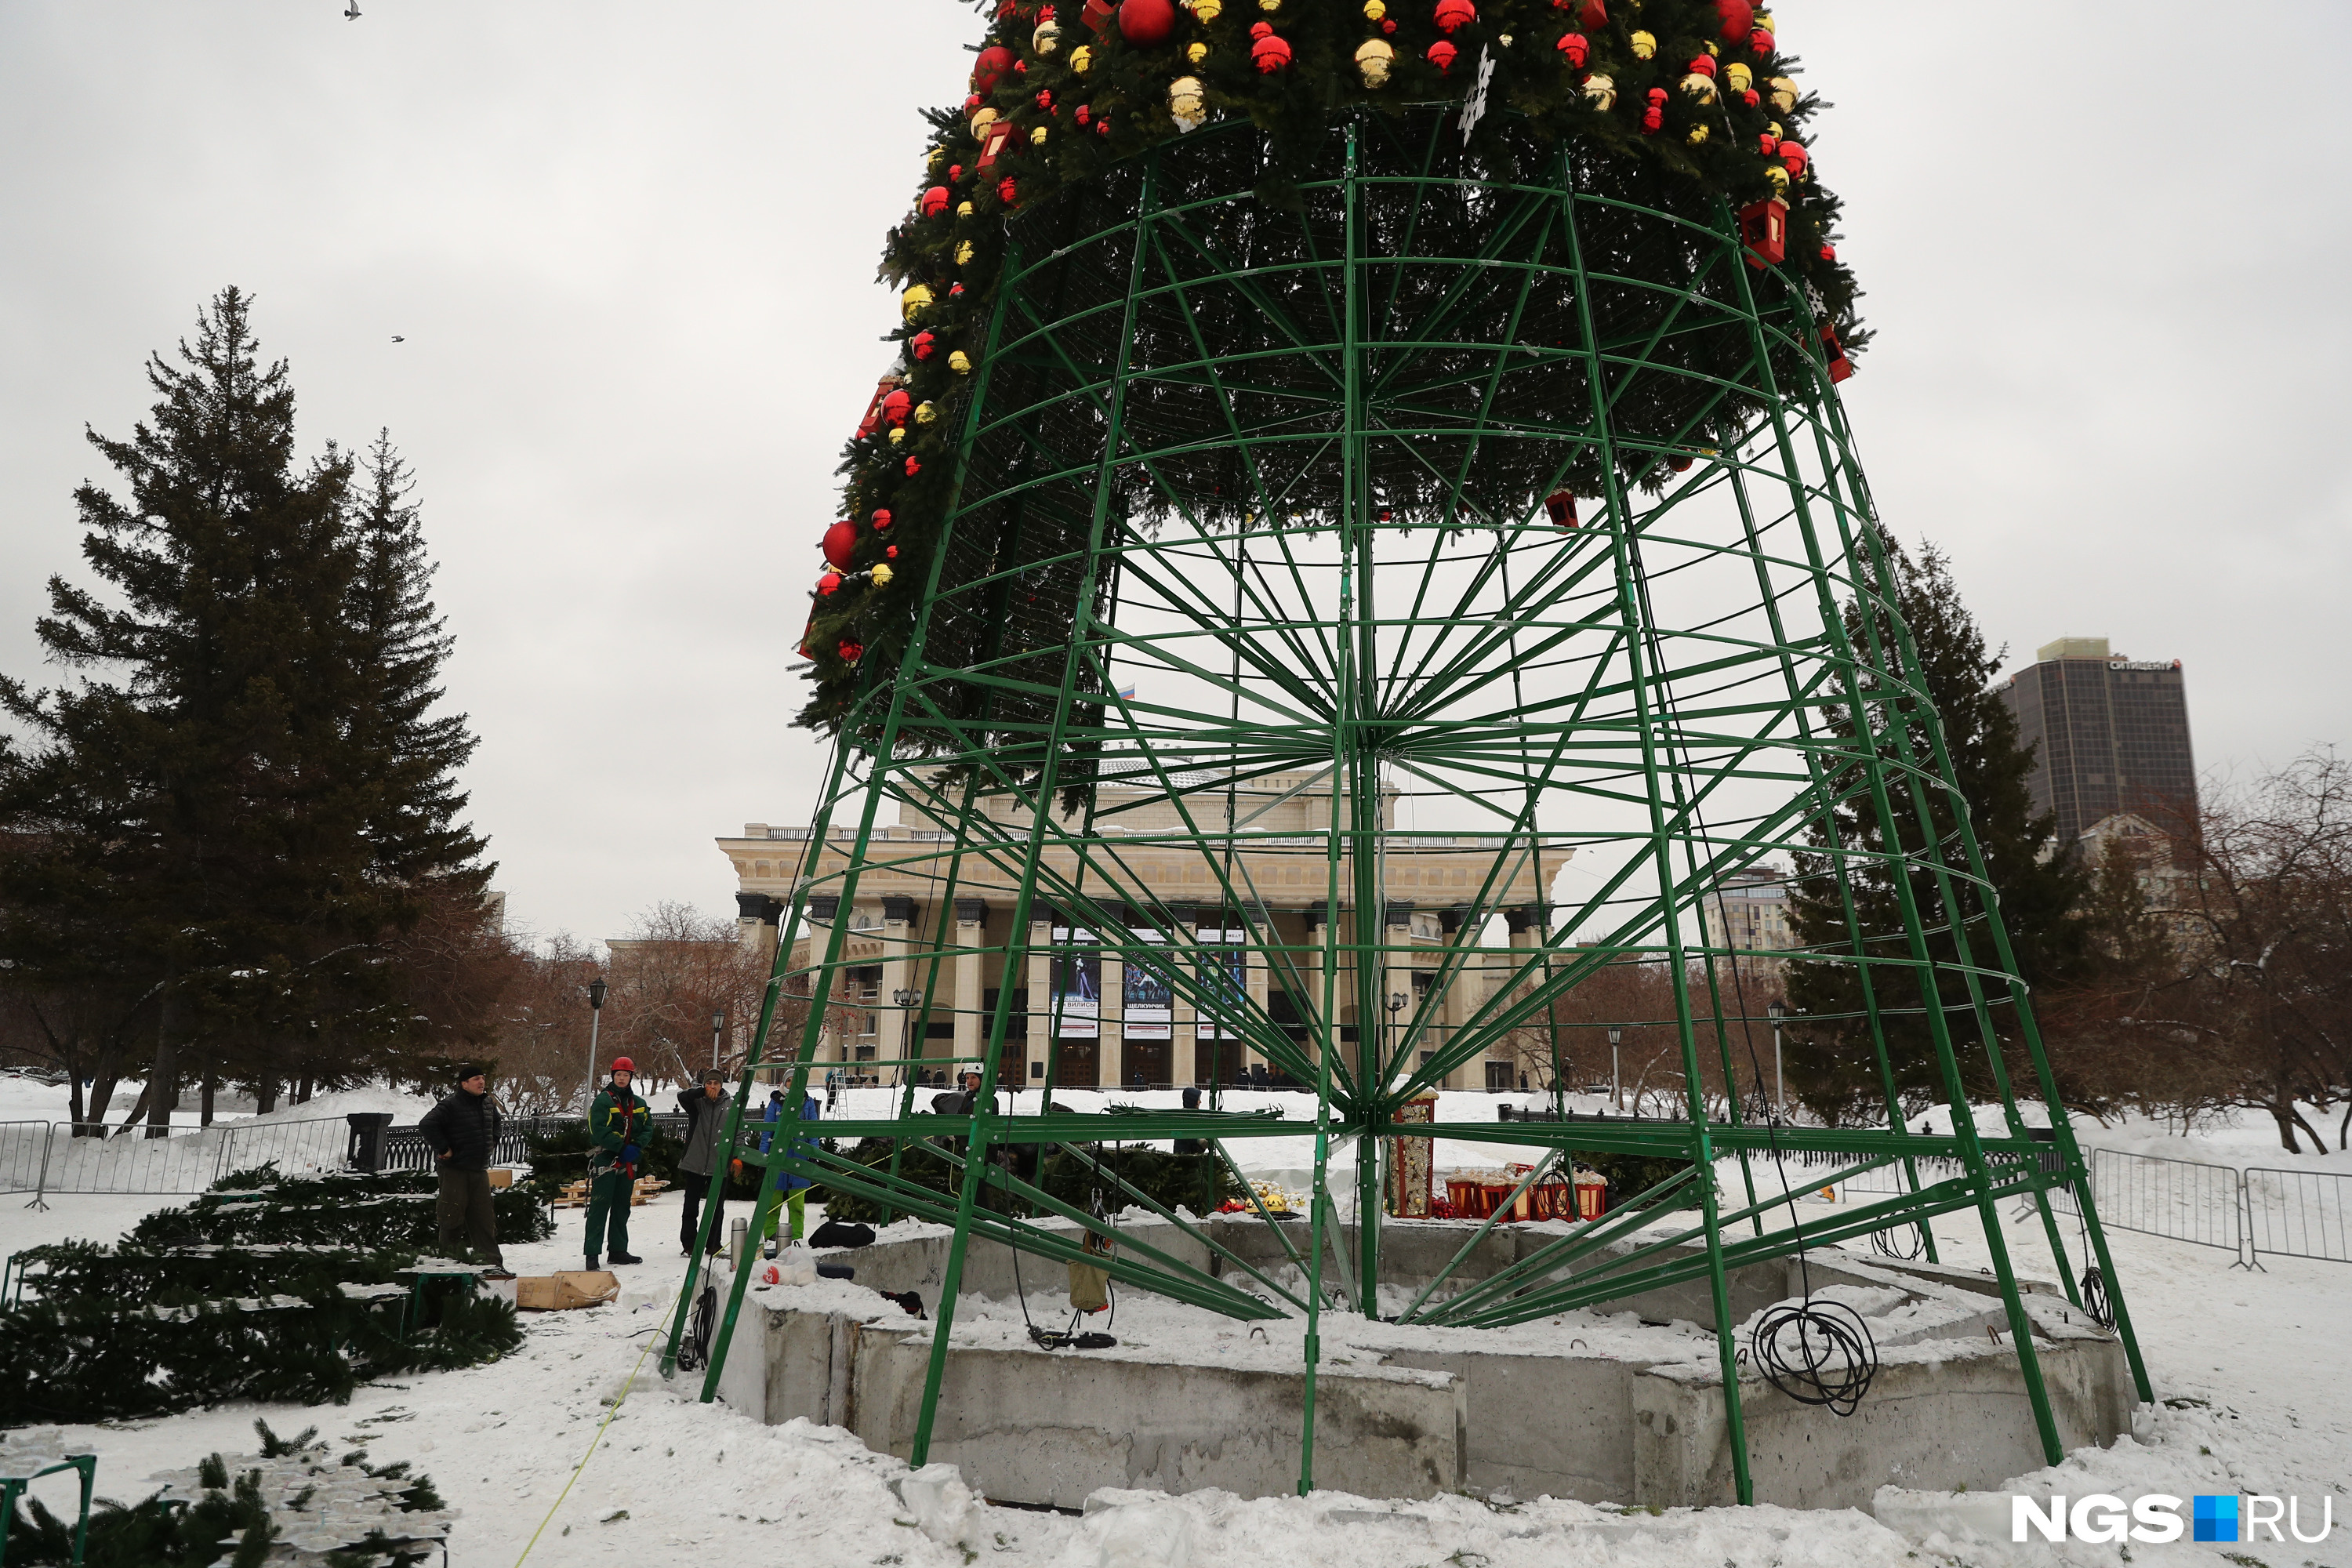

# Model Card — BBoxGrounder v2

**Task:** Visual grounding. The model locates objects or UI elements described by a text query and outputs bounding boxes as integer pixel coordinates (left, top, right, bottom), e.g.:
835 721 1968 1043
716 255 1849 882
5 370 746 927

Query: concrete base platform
680 1218 2134 1512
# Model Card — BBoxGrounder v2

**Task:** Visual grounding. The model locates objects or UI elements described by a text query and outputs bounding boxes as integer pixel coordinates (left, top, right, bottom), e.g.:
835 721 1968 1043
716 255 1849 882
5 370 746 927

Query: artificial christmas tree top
797 0 1863 731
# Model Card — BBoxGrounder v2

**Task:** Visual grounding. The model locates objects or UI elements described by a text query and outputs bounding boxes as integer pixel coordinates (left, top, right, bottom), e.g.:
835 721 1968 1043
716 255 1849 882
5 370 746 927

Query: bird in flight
390 336 405 343
345 2 361 18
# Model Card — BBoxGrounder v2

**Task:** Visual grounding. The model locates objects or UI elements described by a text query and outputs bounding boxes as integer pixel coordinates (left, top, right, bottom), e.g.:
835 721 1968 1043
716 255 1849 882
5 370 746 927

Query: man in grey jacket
676 1069 731 1254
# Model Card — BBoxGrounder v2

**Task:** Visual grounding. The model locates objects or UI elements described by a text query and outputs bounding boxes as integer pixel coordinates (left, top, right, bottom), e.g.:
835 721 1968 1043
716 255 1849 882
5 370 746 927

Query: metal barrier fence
2243 1164 2351 1265
1782 1140 2348 1269
0 1123 52 1196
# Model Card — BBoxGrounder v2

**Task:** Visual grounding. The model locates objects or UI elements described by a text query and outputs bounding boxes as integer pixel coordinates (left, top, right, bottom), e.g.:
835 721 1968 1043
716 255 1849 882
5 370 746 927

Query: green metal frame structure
661 109 2151 1504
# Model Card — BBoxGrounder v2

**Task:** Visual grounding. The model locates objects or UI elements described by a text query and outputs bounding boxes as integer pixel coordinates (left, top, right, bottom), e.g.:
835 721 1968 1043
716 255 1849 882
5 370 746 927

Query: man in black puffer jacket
419 1063 510 1276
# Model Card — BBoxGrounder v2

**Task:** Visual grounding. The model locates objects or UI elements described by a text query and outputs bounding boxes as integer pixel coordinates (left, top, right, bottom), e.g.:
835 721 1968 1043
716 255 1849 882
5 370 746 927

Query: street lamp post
1606 1025 1622 1114
710 1009 727 1074
585 977 608 1115
1386 992 1406 1085
1766 1000 1788 1116
893 988 920 1085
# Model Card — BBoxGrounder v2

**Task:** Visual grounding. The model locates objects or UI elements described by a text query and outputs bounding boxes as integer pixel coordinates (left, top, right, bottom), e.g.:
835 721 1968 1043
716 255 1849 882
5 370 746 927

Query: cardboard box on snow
516 1271 619 1311
486 1168 515 1189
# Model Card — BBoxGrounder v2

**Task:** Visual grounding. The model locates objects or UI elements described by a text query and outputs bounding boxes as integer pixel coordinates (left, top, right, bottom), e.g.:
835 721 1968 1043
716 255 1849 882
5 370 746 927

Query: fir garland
797 0 1861 732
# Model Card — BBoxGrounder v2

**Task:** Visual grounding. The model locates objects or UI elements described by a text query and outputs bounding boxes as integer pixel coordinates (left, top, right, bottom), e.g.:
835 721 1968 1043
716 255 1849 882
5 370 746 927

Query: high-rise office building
1995 637 2197 847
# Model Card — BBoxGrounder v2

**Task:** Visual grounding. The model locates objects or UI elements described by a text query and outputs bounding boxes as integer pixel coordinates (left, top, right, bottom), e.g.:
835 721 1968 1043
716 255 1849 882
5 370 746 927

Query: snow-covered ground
1 1108 2347 1566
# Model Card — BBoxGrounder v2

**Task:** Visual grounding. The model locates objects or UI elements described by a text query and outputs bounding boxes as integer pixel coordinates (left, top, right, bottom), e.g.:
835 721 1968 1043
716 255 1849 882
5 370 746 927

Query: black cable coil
1749 1299 1878 1417
2079 1266 2113 1330
1871 1223 1926 1261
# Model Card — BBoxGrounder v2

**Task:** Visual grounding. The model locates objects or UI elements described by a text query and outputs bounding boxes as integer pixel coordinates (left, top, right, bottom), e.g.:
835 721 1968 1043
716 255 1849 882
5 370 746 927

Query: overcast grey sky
5 2 2347 954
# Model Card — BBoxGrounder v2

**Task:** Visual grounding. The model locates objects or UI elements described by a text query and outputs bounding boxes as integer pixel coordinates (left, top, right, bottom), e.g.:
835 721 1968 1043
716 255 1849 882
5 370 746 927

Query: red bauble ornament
823 521 857 568
905 456 923 476
911 330 937 361
1250 23 1292 71
1759 131 1778 155
1668 453 1693 472
1779 140 1808 176
964 93 982 113
1713 0 1752 44
1015 58 1028 72
1686 53 1715 77
949 163 964 180
837 641 863 662
1640 106 1663 132
1096 118 1112 134
818 572 844 596
997 175 1020 204
1432 0 1475 33
1036 89 1054 110
871 508 895 531
1427 38 1457 71
1819 241 1837 262
1118 0 1177 45
1555 31 1588 66
881 388 913 426
1382 17 1396 31
972 45 1017 94
886 545 900 558
1076 104 1091 126
949 281 965 295
1741 87 1759 107
920 185 950 216
1748 26 1773 53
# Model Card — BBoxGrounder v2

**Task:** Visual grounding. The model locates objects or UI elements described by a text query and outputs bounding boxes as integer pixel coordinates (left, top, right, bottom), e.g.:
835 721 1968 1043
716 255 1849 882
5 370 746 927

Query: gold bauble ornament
1258 0 1280 10
900 284 934 322
927 147 944 172
1189 0 1221 19
956 240 975 265
915 401 938 425
1169 74 1206 129
1764 164 1789 193
1030 125 1049 145
1581 72 1615 111
1680 71 1716 103
1723 62 1752 92
1686 122 1709 143
1756 10 1775 31
1628 30 1655 58
1354 36 1395 85
1033 17 1062 53
1768 75 1798 113
870 564 895 586
1071 44 1094 74
957 200 975 218
1186 40 1207 61
971 107 1000 136
888 426 906 445
948 350 974 373
1362 0 1385 16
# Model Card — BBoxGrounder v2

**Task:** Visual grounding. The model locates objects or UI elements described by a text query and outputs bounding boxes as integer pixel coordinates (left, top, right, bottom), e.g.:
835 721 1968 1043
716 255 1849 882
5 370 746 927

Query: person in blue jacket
757 1087 822 1243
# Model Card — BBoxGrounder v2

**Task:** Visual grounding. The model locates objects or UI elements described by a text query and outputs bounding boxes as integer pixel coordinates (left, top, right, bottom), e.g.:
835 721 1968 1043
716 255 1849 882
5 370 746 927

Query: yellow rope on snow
512 1277 684 1565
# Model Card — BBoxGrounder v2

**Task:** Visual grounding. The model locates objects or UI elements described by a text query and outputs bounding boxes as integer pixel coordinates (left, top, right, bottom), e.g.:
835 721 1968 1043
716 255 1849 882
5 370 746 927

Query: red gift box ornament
1737 194 1787 268
1819 321 1853 383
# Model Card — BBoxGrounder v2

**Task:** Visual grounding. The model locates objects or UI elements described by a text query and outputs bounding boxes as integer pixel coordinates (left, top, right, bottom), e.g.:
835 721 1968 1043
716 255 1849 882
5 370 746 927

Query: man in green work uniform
585 1055 650 1269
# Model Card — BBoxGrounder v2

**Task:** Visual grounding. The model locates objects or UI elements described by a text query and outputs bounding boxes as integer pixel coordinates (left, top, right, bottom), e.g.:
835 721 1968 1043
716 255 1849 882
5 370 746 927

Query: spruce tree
1782 528 2090 1121
0 289 490 1127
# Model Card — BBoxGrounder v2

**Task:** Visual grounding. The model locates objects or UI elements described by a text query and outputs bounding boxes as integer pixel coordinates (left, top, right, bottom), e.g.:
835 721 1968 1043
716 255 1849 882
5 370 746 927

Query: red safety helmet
611 1056 636 1073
